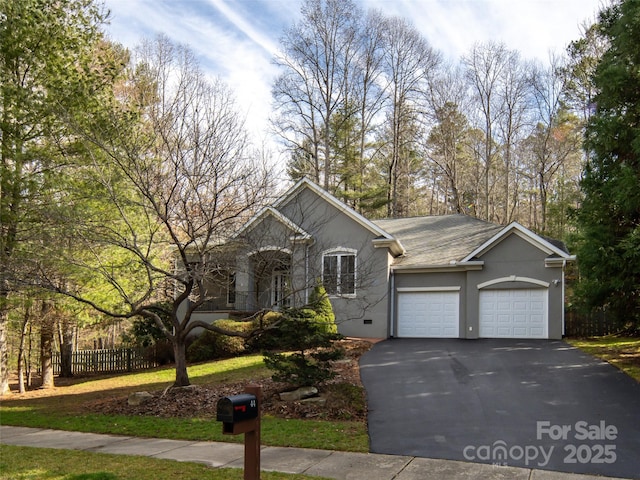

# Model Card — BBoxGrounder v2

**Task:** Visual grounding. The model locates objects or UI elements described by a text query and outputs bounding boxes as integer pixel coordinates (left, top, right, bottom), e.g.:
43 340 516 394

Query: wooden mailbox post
216 384 261 480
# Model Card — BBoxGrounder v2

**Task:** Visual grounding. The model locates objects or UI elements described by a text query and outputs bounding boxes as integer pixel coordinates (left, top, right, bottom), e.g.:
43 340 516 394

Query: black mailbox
216 393 258 423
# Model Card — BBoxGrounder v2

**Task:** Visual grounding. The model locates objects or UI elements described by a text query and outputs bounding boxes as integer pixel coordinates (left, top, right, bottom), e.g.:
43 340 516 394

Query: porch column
290 240 312 307
235 255 253 310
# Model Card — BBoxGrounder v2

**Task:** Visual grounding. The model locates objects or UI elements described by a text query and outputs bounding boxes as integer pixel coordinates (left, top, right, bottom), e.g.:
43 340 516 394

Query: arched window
322 248 356 296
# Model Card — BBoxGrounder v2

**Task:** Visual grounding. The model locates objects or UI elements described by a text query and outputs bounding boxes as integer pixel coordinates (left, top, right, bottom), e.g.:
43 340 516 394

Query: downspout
561 259 566 336
389 268 395 338
305 243 310 304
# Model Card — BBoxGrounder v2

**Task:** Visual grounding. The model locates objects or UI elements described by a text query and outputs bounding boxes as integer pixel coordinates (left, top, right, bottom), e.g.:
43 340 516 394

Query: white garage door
397 291 459 338
479 289 548 338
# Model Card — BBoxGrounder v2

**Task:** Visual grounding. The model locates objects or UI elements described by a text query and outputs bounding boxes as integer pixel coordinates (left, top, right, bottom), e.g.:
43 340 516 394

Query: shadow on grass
2 355 269 414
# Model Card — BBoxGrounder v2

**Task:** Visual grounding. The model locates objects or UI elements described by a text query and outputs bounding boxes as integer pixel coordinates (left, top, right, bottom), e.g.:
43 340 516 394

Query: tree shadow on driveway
360 338 640 479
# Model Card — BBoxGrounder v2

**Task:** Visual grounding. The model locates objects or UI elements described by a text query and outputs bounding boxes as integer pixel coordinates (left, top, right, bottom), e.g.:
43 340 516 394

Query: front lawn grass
567 336 640 382
0 355 369 453
0 410 367 452
0 445 331 480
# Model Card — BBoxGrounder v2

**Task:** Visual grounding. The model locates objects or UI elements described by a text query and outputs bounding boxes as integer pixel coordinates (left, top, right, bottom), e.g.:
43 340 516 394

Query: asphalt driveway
359 339 640 479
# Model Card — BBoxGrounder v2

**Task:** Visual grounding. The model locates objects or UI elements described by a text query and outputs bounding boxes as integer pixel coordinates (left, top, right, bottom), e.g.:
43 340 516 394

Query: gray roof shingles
373 214 503 267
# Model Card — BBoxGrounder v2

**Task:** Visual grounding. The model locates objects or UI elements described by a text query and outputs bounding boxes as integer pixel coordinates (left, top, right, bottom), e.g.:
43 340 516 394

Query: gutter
390 260 485 273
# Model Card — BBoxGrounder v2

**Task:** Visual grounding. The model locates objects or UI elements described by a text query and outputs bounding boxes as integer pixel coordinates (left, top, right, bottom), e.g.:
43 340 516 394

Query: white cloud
362 0 602 62
103 0 605 160
206 0 281 55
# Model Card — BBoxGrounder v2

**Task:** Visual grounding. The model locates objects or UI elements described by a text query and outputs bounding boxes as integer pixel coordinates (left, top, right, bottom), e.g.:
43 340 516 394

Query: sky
102 0 605 161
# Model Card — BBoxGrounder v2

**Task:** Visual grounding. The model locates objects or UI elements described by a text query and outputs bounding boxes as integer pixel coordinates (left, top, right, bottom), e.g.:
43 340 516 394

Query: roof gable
275 178 405 256
236 206 312 243
461 222 573 262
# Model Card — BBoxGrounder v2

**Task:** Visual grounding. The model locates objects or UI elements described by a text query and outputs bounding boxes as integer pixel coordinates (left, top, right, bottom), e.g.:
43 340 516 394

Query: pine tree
575 0 640 330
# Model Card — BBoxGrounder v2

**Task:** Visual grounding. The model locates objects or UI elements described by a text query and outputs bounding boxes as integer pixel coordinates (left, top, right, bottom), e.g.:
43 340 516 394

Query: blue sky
103 0 604 156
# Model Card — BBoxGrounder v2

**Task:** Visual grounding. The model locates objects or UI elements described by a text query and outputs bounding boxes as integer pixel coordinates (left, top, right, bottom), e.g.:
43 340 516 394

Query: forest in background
272 0 603 241
2 0 638 393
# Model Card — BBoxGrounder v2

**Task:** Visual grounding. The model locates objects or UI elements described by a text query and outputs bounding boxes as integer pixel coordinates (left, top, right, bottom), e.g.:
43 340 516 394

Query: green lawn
567 336 640 381
0 445 331 480
0 355 368 453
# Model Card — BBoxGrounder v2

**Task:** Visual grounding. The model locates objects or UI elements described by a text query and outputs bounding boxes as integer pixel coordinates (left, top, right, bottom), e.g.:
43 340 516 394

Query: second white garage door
479 289 548 338
397 291 459 338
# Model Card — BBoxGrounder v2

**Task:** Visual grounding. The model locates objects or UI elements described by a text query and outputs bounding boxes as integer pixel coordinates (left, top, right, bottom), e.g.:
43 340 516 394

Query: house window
272 269 291 307
323 250 356 296
227 272 236 306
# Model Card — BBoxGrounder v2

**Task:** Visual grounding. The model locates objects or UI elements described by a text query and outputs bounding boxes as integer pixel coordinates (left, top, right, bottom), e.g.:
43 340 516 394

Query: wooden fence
565 309 623 337
53 348 158 375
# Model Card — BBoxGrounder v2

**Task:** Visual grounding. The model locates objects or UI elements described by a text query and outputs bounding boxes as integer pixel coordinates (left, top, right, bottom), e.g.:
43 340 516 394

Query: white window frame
322 248 357 297
226 272 236 307
271 269 291 308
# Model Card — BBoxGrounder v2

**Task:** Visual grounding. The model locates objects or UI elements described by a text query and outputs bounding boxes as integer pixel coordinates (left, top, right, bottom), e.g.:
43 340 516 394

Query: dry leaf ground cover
88 339 371 421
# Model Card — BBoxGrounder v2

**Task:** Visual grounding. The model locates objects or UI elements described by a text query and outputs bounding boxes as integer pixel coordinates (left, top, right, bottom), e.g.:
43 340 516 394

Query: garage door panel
479 289 548 339
397 291 459 338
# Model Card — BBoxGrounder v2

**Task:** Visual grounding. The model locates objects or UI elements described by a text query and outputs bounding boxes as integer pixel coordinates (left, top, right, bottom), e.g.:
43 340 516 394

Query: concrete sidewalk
0 426 632 480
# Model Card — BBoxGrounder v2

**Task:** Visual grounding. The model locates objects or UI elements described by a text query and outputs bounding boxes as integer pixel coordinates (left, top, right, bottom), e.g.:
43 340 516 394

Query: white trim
322 248 357 297
323 247 357 256
462 222 572 262
392 261 484 273
478 276 550 289
276 178 406 256
397 286 461 292
372 238 405 256
546 255 576 267
236 206 313 241
250 246 293 256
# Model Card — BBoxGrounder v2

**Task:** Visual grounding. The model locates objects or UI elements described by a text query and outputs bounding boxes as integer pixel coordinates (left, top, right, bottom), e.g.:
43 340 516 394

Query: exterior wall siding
468 234 564 339
278 187 392 338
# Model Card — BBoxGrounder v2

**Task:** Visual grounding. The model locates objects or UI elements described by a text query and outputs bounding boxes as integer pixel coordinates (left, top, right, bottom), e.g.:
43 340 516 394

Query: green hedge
187 320 253 362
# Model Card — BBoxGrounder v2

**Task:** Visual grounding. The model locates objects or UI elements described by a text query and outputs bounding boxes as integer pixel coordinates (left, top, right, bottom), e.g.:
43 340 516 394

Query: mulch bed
86 338 373 422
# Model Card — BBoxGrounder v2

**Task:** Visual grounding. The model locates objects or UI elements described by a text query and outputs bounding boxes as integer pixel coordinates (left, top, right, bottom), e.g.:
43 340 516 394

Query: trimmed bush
260 283 343 388
186 320 251 362
308 284 337 333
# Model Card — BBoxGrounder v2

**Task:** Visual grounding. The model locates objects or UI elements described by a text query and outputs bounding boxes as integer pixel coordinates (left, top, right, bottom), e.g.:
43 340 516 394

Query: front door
272 270 291 308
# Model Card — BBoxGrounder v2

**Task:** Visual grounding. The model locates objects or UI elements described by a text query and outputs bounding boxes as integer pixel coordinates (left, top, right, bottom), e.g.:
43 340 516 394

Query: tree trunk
173 339 190 387
40 300 55 389
0 281 10 396
17 304 31 394
0 308 9 396
26 320 33 388
57 316 74 378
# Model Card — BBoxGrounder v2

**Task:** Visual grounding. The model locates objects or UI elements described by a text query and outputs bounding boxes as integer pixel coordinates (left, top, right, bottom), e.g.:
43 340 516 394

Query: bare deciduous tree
380 16 440 217
424 62 473 214
463 41 510 221
272 0 361 191
525 54 582 233
44 35 272 387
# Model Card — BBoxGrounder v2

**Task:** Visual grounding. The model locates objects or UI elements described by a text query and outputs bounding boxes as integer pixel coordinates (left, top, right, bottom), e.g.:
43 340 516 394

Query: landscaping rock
300 396 327 406
128 391 153 406
279 386 318 402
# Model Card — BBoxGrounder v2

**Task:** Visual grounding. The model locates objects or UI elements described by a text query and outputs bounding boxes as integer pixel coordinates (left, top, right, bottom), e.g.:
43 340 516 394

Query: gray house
191 177 575 340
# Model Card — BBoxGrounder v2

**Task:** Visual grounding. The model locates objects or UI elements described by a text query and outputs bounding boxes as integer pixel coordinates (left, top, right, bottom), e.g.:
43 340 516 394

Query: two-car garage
395 288 549 339
380 220 571 341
